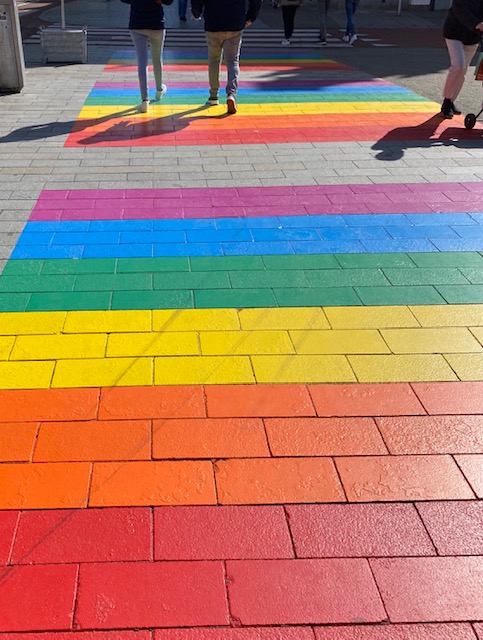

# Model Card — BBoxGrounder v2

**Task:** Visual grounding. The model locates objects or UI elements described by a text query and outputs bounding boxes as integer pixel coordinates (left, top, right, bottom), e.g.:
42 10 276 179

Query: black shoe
179 15 187 21
441 98 453 119
451 101 461 115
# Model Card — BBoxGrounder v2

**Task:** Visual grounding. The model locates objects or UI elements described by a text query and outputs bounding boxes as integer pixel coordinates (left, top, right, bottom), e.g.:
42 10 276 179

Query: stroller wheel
464 113 477 129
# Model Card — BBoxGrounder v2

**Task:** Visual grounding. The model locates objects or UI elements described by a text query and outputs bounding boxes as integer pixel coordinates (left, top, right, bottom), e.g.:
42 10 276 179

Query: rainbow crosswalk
1 45 483 637
65 49 481 147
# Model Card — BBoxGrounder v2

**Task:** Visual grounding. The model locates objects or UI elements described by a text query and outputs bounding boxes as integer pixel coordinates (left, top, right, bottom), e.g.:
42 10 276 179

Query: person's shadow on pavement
77 104 231 145
372 114 483 161
0 107 139 144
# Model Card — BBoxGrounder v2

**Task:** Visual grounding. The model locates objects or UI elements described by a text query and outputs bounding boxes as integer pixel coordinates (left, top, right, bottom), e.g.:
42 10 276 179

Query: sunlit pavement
0 3 482 636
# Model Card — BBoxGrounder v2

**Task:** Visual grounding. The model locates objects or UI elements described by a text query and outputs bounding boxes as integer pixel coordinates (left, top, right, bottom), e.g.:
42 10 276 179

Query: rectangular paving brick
64 309 151 333
417 501 483 555
154 355 254 385
348 354 457 383
370 557 483 622
206 384 315 417
308 383 424 417
314 623 477 639
0 564 78 632
153 418 269 459
75 561 229 629
455 454 483 497
324 306 419 329
412 381 483 414
89 461 216 507
52 356 153 389
155 629 314 640
376 415 483 454
33 419 151 462
154 505 293 560
0 462 91 510
226 558 386 625
265 417 388 456
98 385 206 419
252 355 356 384
287 503 435 558
410 304 483 327
336 455 475 502
11 507 152 565
381 327 483 353
0 511 19 564
0 389 99 422
239 307 329 330
215 458 345 505
0 422 37 462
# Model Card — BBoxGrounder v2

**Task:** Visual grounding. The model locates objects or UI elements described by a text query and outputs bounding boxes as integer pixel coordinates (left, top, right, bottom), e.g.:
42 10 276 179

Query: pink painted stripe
30 184 483 221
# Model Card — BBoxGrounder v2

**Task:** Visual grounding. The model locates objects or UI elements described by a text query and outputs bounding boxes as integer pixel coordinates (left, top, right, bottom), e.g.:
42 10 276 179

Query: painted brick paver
226 558 387 625
1 30 483 637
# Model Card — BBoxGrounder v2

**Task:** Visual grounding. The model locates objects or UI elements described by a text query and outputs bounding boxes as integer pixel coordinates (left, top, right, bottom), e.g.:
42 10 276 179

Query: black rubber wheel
465 113 477 129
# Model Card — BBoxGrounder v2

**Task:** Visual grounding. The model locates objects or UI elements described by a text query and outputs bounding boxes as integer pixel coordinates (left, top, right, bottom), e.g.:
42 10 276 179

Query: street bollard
0 0 25 92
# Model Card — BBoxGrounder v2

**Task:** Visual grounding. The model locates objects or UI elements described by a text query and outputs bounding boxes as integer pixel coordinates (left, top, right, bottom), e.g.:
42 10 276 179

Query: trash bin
0 0 25 92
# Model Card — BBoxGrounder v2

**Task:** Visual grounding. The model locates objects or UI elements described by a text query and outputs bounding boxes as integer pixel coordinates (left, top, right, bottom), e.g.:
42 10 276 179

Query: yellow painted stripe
76 101 439 118
0 305 482 387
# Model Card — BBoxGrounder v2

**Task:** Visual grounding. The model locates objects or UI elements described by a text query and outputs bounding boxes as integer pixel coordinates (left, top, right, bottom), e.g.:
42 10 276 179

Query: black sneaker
441 98 453 119
451 101 461 115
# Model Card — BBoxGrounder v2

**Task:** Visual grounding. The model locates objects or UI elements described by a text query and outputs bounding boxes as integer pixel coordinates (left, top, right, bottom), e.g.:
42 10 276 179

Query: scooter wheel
464 113 477 129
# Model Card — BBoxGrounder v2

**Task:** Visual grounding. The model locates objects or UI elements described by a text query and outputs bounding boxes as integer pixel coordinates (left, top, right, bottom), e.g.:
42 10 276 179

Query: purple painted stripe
30 184 483 222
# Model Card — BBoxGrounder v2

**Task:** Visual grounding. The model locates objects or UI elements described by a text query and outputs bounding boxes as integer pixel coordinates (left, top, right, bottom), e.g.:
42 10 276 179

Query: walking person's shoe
441 98 454 119
318 35 327 46
155 84 167 101
349 34 357 45
206 96 219 106
451 101 462 115
281 38 291 45
139 100 149 113
179 15 187 21
342 34 350 42
227 94 237 114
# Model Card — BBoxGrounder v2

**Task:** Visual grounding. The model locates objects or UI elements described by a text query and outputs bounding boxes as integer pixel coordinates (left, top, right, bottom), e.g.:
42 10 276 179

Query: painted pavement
0 45 482 638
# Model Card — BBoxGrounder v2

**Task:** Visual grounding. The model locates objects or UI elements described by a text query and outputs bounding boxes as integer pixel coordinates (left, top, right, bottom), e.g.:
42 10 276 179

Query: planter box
40 26 87 64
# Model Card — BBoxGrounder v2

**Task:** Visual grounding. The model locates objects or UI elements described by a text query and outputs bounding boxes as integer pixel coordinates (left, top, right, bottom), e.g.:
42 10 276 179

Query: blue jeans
130 29 165 101
345 0 358 37
205 31 243 99
179 0 188 18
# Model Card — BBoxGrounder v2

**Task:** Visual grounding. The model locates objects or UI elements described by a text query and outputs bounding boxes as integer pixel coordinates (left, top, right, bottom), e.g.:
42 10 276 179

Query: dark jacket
191 0 262 32
120 0 173 30
443 0 483 44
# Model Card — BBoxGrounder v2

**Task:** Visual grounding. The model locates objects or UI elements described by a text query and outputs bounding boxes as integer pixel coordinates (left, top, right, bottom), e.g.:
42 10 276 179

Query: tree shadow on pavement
371 114 483 161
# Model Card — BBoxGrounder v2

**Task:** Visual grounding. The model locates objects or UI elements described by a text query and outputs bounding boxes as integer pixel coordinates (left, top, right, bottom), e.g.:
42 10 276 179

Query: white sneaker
155 84 167 101
281 39 290 45
342 34 350 42
206 96 219 106
139 100 149 113
349 34 357 45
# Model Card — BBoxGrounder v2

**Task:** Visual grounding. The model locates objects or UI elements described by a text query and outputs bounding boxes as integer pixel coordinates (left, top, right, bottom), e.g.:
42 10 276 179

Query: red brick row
1 557 482 632
2 502 482 566
2 382 483 423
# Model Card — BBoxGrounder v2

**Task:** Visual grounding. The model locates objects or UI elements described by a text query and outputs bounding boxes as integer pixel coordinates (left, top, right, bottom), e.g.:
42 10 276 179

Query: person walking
179 0 189 20
281 0 303 45
121 0 173 113
343 0 359 45
317 0 330 45
441 0 483 118
191 0 262 114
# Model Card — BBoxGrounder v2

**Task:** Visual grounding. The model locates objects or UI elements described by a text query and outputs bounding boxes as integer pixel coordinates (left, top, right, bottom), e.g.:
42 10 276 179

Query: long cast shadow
76 104 231 145
371 114 483 161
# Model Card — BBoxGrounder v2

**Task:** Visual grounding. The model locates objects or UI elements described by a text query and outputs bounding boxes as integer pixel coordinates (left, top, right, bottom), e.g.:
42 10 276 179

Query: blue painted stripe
89 86 415 97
